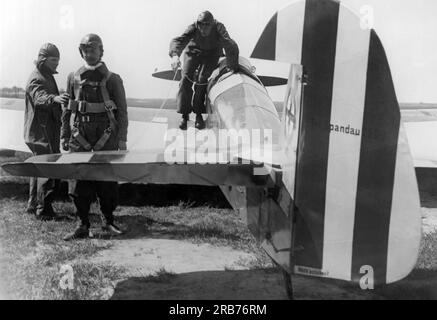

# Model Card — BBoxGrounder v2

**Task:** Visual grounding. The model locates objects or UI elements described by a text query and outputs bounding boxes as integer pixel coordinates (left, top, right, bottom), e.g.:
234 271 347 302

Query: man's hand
118 140 127 151
61 138 69 151
54 93 70 105
171 55 180 71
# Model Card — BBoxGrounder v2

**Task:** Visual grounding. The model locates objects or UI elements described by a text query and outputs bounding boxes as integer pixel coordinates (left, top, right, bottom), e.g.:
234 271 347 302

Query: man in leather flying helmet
169 10 239 130
61 34 128 241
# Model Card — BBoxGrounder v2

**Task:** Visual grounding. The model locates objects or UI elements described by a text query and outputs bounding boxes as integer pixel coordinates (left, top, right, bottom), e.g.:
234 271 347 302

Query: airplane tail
253 0 421 285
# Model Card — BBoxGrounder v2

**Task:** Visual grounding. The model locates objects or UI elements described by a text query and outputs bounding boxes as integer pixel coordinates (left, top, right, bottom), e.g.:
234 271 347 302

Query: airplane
0 0 430 298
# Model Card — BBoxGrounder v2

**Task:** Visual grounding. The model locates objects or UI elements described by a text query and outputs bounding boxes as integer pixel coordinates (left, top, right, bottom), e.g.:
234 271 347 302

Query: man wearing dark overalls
169 11 239 130
24 43 70 220
61 34 128 241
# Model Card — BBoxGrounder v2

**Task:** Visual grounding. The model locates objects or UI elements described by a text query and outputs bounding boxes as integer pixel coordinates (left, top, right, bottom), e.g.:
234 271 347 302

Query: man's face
80 45 101 66
198 21 213 37
44 56 60 73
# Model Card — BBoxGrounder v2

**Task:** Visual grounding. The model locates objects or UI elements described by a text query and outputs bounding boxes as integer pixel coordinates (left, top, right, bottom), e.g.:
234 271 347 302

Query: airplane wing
0 98 30 154
2 149 276 187
398 107 437 167
152 68 288 87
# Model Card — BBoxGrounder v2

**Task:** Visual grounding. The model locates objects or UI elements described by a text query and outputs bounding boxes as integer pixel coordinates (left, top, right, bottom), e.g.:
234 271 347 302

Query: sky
1 0 436 103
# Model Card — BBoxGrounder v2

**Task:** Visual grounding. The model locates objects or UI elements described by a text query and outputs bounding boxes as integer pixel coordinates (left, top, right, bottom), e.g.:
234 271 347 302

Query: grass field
0 174 272 299
1 155 437 299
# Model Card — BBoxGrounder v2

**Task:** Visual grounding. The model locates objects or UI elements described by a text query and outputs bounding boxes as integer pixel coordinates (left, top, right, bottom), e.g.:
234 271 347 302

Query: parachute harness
67 68 118 151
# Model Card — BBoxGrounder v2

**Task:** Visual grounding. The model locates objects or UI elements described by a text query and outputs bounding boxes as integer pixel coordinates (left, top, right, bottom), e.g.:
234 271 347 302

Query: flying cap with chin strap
36 43 60 70
38 43 60 59
79 33 104 58
197 11 214 24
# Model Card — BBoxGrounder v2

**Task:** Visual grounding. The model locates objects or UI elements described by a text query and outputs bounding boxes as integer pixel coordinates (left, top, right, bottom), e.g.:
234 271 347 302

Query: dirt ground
80 208 437 300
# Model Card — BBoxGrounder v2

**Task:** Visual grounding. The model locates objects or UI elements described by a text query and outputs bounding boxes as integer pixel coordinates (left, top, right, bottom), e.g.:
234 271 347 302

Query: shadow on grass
0 180 71 202
373 268 437 299
0 180 231 208
110 267 437 300
88 213 245 244
309 267 437 300
0 181 29 200
110 268 288 300
118 183 231 208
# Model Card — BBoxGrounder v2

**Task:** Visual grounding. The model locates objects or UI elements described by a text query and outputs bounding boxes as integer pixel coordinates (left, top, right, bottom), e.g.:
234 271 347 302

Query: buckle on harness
81 115 91 122
78 101 87 113
104 103 114 111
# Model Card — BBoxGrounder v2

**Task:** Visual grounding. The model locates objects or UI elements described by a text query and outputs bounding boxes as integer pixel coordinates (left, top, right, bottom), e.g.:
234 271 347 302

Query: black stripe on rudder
250 13 277 60
351 30 400 285
293 0 339 269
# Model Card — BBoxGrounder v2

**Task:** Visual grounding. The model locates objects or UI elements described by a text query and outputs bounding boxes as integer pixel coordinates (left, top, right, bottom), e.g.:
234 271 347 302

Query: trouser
68 114 119 227
26 142 59 215
177 52 221 115
69 180 118 228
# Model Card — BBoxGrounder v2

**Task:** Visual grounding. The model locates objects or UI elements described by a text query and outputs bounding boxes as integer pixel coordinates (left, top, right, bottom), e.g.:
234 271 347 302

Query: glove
171 55 180 71
61 138 69 151
118 140 127 151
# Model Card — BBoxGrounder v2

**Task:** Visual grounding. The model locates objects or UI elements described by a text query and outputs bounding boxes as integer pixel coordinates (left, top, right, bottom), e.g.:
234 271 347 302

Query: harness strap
69 67 119 151
93 127 113 151
67 101 108 113
71 127 92 151
92 70 118 151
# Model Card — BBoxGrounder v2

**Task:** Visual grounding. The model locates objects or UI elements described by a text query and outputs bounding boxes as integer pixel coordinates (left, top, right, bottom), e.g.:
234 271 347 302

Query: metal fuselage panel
207 71 284 167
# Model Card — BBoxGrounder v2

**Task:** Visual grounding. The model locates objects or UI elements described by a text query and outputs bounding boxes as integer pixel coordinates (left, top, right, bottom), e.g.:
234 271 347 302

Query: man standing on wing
61 34 128 241
169 10 239 130
24 43 69 220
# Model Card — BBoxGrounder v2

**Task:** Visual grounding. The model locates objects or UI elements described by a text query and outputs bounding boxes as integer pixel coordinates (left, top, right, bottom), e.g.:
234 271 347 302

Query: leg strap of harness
69 111 92 151
92 108 118 151
71 127 92 151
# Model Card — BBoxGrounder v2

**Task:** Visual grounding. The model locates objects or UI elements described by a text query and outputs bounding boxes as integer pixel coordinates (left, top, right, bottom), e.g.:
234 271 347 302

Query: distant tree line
0 86 65 99
0 86 25 99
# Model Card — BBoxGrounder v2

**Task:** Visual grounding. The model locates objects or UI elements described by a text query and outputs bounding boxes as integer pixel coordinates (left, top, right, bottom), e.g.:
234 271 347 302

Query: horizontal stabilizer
1 150 275 187
152 69 287 87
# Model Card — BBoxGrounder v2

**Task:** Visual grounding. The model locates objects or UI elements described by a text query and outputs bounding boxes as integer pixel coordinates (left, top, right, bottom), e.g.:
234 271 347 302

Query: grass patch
0 195 126 299
416 231 437 270
0 181 266 299
115 204 263 252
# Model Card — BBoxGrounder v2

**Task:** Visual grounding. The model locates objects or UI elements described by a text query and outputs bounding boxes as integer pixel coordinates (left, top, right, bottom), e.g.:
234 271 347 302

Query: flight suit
61 62 128 228
169 21 239 115
24 65 61 215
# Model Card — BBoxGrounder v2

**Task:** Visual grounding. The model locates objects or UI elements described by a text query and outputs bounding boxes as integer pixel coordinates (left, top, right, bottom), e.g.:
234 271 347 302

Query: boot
36 203 56 221
179 114 189 130
102 222 123 235
195 114 205 130
25 203 37 215
63 224 92 241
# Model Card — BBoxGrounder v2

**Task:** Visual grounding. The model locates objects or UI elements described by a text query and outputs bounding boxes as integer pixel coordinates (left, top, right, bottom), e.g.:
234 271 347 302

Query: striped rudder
253 0 421 284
